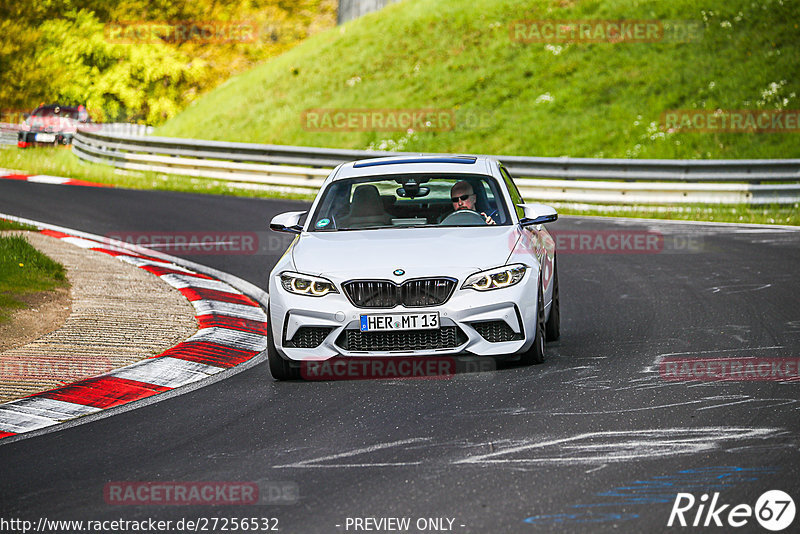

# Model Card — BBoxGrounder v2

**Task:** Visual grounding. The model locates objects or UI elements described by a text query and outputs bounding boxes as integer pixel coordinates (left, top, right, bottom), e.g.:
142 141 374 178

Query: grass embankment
0 220 35 231
157 0 799 160
0 224 68 323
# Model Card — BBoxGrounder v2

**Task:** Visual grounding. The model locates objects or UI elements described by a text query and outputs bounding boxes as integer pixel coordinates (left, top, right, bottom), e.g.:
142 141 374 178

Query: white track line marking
161 273 242 293
274 438 432 468
116 256 194 271
111 357 224 388
1 397 101 419
186 327 267 352
60 236 104 249
191 300 266 321
27 175 71 184
0 398 102 432
455 427 781 466
0 408 60 433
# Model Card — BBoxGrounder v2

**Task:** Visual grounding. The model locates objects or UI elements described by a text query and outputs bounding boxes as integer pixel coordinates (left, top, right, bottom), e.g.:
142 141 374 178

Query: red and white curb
0 227 268 441
0 171 110 188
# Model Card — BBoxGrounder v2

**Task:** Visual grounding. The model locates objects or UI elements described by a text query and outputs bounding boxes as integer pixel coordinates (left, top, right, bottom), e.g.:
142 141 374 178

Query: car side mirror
518 203 558 226
270 211 307 234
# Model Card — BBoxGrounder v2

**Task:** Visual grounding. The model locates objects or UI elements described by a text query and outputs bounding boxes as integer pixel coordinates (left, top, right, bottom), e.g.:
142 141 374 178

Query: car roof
34 104 83 111
332 155 496 180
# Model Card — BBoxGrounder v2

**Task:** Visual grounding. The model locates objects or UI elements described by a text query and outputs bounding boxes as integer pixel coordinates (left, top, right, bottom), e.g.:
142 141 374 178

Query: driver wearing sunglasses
450 181 495 225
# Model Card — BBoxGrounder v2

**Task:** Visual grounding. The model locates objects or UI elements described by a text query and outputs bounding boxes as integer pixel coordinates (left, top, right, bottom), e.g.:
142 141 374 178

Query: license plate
35 133 56 142
360 312 439 332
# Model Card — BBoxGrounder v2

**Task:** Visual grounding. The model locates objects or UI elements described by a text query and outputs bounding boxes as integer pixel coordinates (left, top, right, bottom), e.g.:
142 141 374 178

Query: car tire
519 280 546 365
267 307 300 380
545 255 560 341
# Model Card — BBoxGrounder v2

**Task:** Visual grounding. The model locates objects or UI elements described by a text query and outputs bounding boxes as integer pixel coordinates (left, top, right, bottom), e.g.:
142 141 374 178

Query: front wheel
519 281 546 365
267 307 300 380
545 255 560 341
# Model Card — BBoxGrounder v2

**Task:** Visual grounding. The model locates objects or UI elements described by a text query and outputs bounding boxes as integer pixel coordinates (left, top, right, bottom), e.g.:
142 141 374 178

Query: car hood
291 226 520 280
26 116 77 132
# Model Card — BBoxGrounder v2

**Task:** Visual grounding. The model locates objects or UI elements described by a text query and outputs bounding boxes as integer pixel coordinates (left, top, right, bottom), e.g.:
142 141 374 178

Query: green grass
156 0 799 160
0 147 315 200
553 203 800 225
0 233 68 323
0 219 36 231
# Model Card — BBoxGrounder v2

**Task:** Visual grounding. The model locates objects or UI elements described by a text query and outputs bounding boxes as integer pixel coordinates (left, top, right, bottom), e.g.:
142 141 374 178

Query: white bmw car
267 155 559 380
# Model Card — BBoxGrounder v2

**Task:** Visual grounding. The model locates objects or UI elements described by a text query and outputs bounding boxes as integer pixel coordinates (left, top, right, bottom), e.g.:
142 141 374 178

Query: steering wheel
440 209 487 226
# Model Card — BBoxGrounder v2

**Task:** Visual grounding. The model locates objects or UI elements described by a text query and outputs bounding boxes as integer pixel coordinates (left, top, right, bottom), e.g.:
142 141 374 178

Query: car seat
341 184 393 228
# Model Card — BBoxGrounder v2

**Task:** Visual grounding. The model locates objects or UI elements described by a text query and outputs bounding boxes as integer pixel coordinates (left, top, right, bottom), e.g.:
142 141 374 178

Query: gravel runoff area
0 231 198 402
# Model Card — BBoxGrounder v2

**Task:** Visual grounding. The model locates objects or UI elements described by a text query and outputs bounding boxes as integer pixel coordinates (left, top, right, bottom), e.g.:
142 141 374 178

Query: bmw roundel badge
393 269 405 276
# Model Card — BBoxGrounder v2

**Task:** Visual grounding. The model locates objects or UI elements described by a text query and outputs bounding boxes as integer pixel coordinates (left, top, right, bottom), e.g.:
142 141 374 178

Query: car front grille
284 326 333 348
471 321 524 343
402 278 456 306
336 326 467 352
343 281 398 308
343 278 456 308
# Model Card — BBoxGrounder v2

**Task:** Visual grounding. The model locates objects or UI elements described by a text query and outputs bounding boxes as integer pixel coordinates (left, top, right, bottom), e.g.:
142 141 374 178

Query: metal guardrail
72 129 800 204
338 0 403 24
0 123 19 146
93 123 154 136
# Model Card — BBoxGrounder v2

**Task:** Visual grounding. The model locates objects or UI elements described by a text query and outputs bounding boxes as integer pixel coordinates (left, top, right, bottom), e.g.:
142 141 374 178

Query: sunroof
353 156 477 168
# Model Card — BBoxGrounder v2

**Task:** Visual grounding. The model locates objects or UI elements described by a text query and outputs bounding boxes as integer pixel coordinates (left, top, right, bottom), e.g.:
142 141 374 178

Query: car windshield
32 107 84 120
309 173 511 231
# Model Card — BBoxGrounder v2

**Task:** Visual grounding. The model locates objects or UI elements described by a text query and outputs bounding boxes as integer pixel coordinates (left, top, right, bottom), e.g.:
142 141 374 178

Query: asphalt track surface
1 179 799 533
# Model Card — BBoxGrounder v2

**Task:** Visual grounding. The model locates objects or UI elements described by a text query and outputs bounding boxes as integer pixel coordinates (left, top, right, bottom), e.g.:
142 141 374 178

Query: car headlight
462 264 527 291
280 271 338 297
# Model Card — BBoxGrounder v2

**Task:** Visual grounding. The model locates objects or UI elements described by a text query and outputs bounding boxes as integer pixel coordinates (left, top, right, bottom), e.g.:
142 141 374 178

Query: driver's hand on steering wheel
481 212 496 225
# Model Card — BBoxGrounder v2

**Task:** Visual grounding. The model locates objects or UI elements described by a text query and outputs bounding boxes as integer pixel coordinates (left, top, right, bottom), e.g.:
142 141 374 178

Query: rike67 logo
668 490 795 531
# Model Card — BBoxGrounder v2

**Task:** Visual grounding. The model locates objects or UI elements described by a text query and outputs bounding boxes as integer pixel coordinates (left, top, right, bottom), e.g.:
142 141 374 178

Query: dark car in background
17 104 92 147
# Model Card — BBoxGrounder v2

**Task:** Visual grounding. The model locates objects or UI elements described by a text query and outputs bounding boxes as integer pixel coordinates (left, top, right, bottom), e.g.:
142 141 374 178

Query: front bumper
18 131 73 147
268 273 540 361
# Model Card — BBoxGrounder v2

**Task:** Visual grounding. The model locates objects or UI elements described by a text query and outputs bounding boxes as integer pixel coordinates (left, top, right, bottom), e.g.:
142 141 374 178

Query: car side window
499 165 524 220
480 178 509 224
